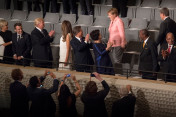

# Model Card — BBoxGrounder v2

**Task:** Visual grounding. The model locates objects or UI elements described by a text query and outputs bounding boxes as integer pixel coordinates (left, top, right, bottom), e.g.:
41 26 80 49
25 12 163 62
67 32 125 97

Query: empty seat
148 20 161 30
127 7 136 19
129 18 148 29
60 14 76 25
160 0 176 9
44 13 60 23
22 21 35 34
121 17 130 29
125 29 139 42
27 11 43 21
11 10 28 21
141 0 160 8
0 9 11 20
136 8 154 21
77 15 93 26
54 23 62 34
100 5 112 16
93 16 110 27
52 33 62 44
148 30 159 42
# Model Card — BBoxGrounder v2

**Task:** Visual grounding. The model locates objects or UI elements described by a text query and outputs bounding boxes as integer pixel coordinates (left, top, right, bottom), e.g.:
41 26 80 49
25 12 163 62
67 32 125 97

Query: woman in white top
59 20 73 70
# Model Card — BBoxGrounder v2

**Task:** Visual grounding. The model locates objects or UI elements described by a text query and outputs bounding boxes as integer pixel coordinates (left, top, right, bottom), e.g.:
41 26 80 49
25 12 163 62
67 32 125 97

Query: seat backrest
129 18 148 29
136 7 154 21
148 20 161 30
125 29 139 42
60 14 76 25
0 9 12 20
127 7 136 19
27 11 43 21
11 10 28 21
100 5 112 16
160 0 176 8
121 17 130 29
141 0 160 7
93 16 110 27
77 15 93 26
54 23 62 34
44 13 60 24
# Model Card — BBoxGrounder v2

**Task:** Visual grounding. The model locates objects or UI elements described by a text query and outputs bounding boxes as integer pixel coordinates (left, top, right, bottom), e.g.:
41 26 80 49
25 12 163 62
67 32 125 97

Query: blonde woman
59 20 73 70
0 19 13 64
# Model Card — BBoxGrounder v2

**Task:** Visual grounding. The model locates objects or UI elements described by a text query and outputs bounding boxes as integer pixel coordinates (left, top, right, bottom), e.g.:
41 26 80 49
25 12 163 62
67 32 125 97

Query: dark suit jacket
139 38 159 72
158 43 176 81
111 94 136 117
70 36 94 72
27 77 59 117
156 17 176 46
10 81 29 117
12 32 32 65
31 28 53 68
81 80 109 117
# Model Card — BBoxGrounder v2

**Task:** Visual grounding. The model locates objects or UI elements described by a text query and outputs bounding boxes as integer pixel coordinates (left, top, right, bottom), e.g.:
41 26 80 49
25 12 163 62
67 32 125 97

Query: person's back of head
73 26 82 37
85 81 98 95
90 30 100 41
11 69 23 81
61 20 73 41
29 76 39 88
119 86 129 98
160 7 169 17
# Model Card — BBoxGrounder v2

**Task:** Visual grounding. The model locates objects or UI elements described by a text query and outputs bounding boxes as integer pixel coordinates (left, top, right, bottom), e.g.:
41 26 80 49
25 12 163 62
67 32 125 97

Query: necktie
17 35 20 42
80 38 84 43
143 42 145 48
168 45 171 54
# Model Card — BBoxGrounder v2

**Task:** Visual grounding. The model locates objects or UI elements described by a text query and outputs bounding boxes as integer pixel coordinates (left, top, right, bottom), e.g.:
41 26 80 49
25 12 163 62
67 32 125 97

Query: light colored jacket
108 16 126 47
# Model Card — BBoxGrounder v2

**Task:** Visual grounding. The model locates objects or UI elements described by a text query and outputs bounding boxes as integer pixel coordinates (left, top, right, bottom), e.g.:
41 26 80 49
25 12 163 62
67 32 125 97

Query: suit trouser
110 46 124 64
44 0 58 15
27 0 41 12
80 0 93 15
62 0 77 14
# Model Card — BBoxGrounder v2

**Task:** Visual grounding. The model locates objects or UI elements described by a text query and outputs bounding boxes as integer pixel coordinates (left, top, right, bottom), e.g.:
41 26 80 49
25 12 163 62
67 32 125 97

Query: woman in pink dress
108 8 127 63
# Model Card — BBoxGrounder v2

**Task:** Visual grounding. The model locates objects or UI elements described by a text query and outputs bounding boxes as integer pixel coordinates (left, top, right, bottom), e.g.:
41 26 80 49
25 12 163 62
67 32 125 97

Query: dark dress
93 43 115 75
59 94 77 117
0 30 13 64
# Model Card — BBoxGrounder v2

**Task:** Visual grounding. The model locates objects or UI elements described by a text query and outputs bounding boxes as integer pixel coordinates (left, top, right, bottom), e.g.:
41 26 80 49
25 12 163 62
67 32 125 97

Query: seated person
27 70 59 117
58 74 81 117
81 72 110 117
111 85 136 117
158 32 176 82
90 30 114 75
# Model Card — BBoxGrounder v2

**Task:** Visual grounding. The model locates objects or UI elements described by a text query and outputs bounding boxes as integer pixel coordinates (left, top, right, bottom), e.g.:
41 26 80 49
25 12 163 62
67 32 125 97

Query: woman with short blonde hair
107 8 126 63
0 19 13 64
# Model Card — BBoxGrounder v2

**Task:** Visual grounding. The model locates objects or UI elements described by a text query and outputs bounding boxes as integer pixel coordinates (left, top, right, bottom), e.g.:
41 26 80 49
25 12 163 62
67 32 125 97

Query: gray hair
0 19 8 29
119 86 129 98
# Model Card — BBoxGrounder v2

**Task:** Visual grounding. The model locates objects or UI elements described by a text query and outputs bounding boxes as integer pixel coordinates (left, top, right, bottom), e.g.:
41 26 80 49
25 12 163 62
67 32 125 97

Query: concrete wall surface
0 64 176 117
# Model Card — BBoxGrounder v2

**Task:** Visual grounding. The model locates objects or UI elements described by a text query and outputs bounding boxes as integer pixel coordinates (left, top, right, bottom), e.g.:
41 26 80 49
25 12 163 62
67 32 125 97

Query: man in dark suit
156 7 176 47
12 23 32 66
70 26 94 72
111 85 136 117
158 32 176 82
31 18 55 68
138 29 159 80
27 70 59 117
10 69 29 117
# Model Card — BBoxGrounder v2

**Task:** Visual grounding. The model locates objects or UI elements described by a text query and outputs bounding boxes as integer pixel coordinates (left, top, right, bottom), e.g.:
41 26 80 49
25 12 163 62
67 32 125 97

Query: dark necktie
80 38 84 43
17 35 20 42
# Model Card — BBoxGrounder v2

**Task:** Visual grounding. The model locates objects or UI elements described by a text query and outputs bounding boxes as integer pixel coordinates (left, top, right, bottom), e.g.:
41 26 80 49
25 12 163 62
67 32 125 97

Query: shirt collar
36 27 42 32
144 37 149 44
164 16 169 21
75 36 81 42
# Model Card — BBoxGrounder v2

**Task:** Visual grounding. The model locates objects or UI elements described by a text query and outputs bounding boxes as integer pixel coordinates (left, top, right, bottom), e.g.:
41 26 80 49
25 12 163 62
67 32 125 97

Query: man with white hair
111 85 136 117
31 18 55 68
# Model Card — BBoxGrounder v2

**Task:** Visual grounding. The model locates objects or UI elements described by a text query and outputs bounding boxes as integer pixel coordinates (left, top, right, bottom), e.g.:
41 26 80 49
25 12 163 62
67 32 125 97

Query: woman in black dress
0 19 13 64
90 30 115 75
58 74 81 117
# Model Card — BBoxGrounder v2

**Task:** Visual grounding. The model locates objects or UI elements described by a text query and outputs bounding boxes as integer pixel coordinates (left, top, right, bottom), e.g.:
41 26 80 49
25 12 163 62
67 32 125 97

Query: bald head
166 32 175 45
